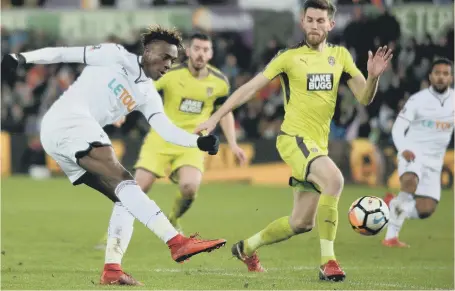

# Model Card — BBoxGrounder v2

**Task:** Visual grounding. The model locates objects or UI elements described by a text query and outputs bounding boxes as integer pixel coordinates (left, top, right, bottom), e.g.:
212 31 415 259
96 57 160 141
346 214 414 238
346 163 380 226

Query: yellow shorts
276 132 328 192
134 131 205 183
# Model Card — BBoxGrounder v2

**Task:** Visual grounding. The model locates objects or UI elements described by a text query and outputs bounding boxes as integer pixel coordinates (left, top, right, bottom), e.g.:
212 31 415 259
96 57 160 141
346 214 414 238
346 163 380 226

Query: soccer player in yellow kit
134 32 246 231
196 0 392 281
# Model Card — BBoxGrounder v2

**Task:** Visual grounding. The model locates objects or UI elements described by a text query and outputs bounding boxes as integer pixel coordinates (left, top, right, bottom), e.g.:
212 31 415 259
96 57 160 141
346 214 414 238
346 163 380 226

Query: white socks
105 202 135 264
114 181 178 243
385 191 416 239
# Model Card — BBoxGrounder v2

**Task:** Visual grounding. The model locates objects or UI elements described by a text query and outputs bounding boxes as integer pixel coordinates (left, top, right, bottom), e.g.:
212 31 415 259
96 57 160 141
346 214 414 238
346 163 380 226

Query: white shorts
40 113 112 184
397 156 441 201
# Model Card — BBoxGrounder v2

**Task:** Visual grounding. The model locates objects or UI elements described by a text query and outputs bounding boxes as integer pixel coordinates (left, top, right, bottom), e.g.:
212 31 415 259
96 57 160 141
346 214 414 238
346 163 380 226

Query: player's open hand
194 119 217 136
402 150 416 162
230 144 247 166
367 46 393 78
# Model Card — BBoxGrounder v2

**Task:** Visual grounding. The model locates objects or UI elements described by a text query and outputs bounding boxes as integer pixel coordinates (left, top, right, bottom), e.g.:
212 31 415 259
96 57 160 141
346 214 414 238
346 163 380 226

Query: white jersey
392 87 454 169
19 43 198 148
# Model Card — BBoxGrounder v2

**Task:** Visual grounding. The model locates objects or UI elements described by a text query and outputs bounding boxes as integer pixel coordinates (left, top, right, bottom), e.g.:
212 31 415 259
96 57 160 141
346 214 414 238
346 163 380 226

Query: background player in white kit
383 58 454 248
1 26 226 286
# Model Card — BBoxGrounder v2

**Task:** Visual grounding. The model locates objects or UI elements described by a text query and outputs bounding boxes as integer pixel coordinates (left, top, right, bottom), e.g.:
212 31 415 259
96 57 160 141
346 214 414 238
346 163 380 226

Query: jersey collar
135 55 149 84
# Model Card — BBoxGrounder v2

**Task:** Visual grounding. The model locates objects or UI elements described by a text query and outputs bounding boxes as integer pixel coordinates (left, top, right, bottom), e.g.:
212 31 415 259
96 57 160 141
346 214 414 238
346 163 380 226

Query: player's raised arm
2 43 127 74
345 46 393 105
138 90 220 155
391 97 417 161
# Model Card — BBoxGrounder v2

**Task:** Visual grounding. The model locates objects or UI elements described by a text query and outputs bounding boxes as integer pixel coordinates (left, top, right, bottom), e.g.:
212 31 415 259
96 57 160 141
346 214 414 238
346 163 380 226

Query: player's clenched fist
197 135 220 155
401 150 416 162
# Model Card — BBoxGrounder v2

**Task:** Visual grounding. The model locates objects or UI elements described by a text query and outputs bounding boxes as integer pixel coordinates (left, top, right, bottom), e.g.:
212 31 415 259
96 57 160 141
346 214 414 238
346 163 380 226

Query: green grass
1 176 454 290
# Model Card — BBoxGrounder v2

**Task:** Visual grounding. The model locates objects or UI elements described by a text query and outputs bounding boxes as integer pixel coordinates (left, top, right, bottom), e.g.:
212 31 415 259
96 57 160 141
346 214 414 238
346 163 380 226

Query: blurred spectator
222 54 240 87
374 9 401 46
261 38 282 64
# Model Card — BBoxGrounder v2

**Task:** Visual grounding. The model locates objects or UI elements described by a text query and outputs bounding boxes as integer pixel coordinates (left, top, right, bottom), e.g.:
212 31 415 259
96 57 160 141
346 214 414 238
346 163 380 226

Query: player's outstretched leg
383 172 417 248
94 167 158 251
307 156 346 282
232 216 295 272
383 172 438 248
168 166 202 233
232 190 320 272
76 145 225 284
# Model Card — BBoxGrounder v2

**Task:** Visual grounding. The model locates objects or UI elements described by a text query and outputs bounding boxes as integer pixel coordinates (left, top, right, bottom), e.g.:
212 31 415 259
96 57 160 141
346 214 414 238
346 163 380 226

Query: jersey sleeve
19 43 128 66
137 88 199 148
262 50 288 80
341 47 362 80
83 43 129 66
397 96 417 121
137 86 165 119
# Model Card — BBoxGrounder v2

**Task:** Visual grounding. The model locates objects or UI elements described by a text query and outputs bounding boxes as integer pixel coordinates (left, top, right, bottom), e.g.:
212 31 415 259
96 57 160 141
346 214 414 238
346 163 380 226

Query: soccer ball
348 196 390 236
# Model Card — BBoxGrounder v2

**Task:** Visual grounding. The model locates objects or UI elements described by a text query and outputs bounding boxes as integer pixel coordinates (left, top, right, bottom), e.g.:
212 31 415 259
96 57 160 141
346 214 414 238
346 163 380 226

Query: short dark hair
141 25 183 50
430 58 453 73
190 32 212 43
302 0 337 19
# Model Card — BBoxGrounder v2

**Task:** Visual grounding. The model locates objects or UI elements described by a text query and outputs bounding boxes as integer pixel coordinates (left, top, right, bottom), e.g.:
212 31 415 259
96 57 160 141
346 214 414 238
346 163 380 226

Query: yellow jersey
154 62 230 132
262 43 362 148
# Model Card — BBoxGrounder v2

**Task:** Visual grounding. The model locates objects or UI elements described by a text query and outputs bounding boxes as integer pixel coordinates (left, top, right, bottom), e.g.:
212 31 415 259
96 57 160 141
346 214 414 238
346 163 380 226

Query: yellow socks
317 194 339 265
168 191 194 225
244 216 295 256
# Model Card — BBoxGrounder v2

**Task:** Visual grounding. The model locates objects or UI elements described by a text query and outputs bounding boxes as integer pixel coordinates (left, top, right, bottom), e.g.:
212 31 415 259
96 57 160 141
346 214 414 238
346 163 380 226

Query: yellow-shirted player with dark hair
196 0 392 281
134 33 246 232
98 33 246 274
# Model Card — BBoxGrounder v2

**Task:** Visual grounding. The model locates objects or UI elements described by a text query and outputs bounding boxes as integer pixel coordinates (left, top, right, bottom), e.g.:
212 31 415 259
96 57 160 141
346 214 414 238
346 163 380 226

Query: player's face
142 41 178 80
301 8 334 47
429 64 453 93
186 39 213 71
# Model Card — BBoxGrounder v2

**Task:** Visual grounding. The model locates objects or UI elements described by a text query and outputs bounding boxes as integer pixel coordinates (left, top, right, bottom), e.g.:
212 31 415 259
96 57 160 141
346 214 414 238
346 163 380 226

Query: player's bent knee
289 217 314 234
179 183 198 198
320 169 344 196
415 198 437 219
417 211 433 219
400 173 418 193
307 157 344 196
329 171 344 194
135 171 157 194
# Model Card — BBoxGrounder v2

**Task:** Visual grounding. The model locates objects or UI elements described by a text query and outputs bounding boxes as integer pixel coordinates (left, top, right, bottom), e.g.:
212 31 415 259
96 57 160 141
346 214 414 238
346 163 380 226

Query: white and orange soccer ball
348 196 390 236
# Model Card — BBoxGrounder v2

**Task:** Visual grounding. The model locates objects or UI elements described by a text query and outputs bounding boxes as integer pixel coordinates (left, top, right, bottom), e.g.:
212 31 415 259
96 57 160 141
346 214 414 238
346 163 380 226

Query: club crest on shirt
207 87 214 97
328 56 335 66
90 45 102 51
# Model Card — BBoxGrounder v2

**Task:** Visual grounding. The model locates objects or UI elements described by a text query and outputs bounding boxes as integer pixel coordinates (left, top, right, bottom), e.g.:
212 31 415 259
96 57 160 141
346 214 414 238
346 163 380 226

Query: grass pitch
1 177 454 290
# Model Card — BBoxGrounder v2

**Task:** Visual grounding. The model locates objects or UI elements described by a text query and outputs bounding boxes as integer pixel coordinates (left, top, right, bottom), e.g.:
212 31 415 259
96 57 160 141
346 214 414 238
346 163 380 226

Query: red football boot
231 241 265 272
100 264 143 286
382 237 410 248
167 233 226 263
383 192 395 207
319 260 346 282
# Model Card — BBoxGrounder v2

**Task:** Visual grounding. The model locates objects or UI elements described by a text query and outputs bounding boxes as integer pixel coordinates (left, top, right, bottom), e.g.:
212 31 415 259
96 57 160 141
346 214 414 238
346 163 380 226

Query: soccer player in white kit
382 58 454 248
1 26 226 285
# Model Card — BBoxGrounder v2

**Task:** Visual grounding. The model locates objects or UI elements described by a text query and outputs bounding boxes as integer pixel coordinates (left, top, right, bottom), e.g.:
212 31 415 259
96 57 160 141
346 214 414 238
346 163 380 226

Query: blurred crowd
1 0 235 8
2 0 447 8
1 10 454 151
